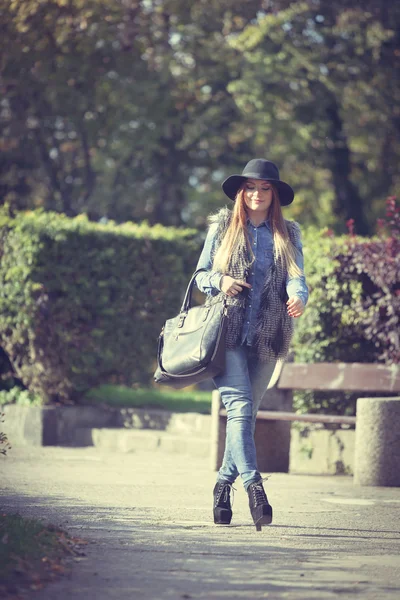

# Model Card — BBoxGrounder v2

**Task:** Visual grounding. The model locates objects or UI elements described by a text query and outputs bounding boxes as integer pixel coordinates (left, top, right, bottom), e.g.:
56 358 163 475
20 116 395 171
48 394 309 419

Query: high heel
247 478 273 531
213 480 234 524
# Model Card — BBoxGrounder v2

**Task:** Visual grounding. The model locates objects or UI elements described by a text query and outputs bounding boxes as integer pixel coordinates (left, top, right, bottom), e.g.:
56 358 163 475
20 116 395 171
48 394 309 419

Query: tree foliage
0 0 399 230
0 0 259 225
228 1 400 233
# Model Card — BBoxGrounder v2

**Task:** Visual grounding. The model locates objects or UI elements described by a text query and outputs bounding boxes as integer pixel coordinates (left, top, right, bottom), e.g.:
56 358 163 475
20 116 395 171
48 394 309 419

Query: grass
0 384 214 414
0 513 87 596
84 384 213 413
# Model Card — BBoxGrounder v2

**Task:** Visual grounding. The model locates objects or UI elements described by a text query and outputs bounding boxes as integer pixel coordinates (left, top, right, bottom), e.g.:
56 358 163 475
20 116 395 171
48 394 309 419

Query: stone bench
210 362 400 486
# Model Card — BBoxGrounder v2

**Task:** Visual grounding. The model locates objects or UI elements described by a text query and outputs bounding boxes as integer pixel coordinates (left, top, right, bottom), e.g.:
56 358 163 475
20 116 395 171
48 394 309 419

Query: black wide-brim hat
222 158 294 206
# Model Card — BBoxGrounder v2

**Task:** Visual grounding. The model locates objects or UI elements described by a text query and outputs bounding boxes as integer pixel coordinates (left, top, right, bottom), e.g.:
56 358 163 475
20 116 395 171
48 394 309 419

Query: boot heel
247 479 273 531
260 505 273 525
214 507 232 525
253 505 273 530
213 481 234 525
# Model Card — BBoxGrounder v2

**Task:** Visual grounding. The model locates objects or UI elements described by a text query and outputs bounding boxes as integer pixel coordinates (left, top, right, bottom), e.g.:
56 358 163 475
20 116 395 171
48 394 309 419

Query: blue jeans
213 346 283 490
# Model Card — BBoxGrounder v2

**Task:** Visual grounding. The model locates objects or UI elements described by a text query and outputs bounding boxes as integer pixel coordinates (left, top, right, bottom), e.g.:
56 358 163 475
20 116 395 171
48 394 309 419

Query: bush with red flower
292 197 399 415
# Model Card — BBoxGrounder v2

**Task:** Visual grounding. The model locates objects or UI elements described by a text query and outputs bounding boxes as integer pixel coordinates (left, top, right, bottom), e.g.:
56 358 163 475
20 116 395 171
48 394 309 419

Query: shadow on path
1 447 400 599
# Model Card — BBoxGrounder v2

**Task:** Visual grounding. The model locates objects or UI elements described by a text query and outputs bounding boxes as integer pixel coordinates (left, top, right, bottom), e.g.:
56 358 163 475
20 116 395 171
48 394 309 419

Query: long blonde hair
212 183 303 278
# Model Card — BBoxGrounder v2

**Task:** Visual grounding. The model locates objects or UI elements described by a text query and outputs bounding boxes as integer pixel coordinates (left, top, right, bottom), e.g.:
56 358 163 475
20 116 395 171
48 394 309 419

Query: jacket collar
246 217 271 228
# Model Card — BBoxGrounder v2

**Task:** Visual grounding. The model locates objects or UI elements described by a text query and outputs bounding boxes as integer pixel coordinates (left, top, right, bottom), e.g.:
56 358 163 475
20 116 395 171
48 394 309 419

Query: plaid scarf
210 207 301 362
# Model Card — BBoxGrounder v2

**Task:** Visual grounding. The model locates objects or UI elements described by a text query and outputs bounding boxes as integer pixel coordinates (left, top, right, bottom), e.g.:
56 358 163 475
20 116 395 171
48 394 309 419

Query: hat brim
222 175 294 206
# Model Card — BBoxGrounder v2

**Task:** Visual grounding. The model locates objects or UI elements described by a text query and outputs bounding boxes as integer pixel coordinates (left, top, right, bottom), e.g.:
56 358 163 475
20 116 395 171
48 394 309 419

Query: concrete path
1 447 400 599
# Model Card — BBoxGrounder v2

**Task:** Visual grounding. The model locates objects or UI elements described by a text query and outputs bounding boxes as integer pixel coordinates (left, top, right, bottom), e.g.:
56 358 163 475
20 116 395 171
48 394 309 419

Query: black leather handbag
154 268 227 388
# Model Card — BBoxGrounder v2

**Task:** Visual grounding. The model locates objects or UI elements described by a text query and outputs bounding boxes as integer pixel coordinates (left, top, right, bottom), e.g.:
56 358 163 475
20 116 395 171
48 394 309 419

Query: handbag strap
157 268 211 376
179 268 209 313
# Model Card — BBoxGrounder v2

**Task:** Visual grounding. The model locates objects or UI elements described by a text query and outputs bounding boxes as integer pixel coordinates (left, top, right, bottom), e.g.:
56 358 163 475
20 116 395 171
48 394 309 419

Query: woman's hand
221 276 252 297
286 296 305 318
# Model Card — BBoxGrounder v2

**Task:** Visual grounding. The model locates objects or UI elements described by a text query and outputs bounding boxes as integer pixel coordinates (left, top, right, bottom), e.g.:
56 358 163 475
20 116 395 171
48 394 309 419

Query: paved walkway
1 447 400 599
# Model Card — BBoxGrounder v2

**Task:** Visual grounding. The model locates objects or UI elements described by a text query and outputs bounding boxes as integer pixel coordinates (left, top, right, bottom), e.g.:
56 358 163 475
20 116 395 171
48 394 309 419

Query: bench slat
277 363 400 392
219 408 356 425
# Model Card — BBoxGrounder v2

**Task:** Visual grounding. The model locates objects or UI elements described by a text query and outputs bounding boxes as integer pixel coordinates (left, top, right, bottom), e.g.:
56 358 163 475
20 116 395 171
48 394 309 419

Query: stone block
290 427 355 475
54 406 116 445
2 405 45 446
354 396 400 487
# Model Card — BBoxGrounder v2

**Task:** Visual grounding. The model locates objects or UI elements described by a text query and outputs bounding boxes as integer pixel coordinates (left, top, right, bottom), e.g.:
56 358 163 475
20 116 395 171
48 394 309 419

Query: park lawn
84 384 213 413
0 513 87 597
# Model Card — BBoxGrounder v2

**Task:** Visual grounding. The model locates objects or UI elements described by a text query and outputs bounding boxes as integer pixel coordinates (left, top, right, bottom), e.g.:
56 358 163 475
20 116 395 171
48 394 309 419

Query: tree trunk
150 144 186 226
325 96 370 235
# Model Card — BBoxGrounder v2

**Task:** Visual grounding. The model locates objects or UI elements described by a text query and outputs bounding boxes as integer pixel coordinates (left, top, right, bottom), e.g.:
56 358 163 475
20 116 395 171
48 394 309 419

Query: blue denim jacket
195 218 309 346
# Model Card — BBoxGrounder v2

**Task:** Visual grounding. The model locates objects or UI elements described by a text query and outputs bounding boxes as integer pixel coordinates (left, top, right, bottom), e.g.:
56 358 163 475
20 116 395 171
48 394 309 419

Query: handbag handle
179 268 212 313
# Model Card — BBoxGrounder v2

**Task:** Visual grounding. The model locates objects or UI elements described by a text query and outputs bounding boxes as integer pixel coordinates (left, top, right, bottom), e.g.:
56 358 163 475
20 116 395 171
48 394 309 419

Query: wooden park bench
210 362 400 473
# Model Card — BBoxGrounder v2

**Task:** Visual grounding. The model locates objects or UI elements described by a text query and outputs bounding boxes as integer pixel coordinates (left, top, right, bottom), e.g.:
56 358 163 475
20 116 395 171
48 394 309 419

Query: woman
195 158 308 531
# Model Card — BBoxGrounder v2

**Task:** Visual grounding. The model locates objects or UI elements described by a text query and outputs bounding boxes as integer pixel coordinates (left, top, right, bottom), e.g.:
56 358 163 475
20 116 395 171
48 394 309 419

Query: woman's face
243 178 273 218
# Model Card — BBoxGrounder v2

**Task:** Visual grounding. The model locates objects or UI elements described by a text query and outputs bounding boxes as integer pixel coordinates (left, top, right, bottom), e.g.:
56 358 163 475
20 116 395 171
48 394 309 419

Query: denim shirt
195 218 309 346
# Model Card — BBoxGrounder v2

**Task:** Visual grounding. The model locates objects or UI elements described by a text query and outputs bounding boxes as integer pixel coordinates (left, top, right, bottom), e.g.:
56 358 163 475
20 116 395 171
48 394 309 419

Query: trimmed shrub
0 387 42 406
292 197 400 415
0 209 200 403
339 197 400 365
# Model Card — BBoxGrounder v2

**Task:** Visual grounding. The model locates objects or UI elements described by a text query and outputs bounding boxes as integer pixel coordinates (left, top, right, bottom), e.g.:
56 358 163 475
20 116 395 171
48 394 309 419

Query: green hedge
0 209 200 403
290 226 362 416
292 226 366 364
1 205 397 413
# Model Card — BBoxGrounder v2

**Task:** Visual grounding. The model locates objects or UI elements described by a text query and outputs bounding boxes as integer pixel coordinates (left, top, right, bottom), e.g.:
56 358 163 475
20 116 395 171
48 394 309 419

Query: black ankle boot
213 480 233 525
247 479 273 531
